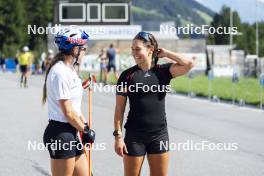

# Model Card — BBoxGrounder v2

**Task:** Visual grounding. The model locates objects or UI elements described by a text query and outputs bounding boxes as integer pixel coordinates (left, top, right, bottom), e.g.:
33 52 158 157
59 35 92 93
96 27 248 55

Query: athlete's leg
24 75 28 88
20 73 24 87
99 66 103 83
124 155 145 176
73 153 88 176
113 65 119 81
147 152 169 176
103 68 107 84
51 158 75 176
24 66 30 87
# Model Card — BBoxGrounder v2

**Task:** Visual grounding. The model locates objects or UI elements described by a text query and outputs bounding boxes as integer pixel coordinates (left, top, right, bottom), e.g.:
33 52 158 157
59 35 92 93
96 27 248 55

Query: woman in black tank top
113 31 194 176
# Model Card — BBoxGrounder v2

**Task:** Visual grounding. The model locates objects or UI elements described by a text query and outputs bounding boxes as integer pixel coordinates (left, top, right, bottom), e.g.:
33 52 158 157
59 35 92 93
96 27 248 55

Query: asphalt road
0 72 263 176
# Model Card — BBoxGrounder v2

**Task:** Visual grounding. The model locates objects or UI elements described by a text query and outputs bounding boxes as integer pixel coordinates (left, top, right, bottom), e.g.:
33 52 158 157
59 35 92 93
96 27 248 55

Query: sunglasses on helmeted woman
79 46 87 51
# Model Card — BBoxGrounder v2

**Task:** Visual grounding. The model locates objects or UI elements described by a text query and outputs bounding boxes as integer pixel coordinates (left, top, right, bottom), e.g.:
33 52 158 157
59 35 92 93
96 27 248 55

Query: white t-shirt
47 61 83 122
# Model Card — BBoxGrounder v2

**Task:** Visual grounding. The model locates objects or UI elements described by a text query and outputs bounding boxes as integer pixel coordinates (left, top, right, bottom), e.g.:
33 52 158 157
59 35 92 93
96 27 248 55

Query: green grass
81 71 263 106
171 76 262 106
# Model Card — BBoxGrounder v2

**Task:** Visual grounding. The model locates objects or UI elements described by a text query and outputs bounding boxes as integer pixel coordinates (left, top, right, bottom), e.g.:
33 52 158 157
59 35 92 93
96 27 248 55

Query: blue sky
195 0 264 23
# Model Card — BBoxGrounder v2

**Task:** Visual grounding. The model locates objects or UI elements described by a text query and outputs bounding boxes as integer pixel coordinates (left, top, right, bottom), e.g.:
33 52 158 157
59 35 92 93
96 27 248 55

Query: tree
0 0 27 56
0 0 53 58
210 6 229 44
24 0 53 53
258 22 264 57
209 5 264 57
210 6 242 45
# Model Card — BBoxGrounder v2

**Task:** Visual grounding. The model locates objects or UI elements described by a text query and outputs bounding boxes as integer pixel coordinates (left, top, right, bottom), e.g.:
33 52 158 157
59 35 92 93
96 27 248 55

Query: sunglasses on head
137 31 151 42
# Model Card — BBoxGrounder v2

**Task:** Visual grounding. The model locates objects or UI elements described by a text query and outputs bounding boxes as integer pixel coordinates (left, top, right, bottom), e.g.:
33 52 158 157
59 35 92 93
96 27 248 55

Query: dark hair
133 33 159 66
42 52 66 105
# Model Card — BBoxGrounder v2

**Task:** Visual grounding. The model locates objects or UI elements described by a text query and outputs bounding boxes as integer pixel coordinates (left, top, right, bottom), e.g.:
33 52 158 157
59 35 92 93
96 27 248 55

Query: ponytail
42 52 65 105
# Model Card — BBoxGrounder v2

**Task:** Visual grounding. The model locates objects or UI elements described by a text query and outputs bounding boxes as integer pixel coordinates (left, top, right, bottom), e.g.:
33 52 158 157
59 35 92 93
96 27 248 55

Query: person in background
18 46 31 88
44 49 54 73
27 48 34 75
98 48 108 84
106 44 119 83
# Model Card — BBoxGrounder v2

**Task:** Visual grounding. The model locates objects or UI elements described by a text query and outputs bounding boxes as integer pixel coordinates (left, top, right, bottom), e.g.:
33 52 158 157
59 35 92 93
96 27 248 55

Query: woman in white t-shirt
42 28 95 176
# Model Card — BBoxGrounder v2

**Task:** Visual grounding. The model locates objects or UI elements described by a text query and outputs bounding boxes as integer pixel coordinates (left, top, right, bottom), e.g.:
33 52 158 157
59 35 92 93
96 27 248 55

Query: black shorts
107 63 116 72
124 128 169 156
20 65 28 73
43 120 84 159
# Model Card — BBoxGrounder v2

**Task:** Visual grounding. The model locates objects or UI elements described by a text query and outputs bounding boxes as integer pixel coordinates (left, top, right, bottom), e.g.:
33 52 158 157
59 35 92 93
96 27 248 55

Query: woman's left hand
156 48 169 58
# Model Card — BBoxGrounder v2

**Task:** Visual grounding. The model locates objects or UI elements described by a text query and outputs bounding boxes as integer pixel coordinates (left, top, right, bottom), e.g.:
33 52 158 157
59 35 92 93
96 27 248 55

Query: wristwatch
113 130 122 137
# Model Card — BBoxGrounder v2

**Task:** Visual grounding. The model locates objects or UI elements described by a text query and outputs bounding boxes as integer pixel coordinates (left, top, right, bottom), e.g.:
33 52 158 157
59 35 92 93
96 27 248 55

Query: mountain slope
132 0 215 30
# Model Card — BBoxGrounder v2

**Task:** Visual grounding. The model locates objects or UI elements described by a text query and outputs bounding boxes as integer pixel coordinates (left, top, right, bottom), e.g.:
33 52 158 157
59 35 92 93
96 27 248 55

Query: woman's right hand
156 48 170 58
114 138 128 157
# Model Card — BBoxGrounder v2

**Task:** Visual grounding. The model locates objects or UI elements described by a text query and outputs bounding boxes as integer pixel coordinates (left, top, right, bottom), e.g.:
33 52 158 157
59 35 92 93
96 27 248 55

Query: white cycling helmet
48 49 53 54
54 28 89 53
23 46 29 52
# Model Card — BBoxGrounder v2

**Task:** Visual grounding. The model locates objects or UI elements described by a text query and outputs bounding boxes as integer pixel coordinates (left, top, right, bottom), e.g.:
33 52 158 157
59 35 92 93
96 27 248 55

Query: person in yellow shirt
27 51 34 75
18 46 33 88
